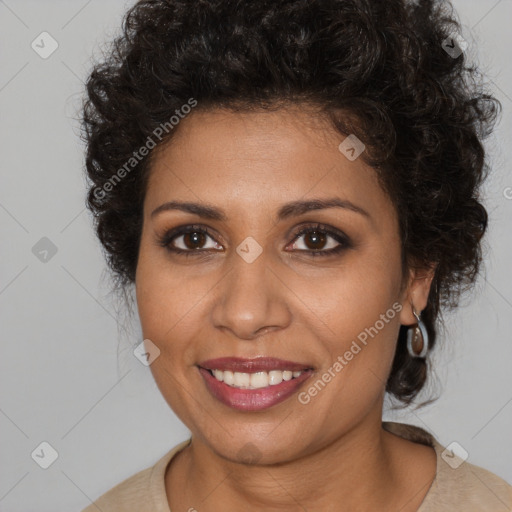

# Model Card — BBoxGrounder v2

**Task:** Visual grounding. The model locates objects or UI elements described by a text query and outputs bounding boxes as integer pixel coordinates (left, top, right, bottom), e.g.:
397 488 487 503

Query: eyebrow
151 197 371 222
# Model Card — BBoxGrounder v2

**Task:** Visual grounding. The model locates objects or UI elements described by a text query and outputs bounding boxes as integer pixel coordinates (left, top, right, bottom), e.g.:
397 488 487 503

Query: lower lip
198 367 313 411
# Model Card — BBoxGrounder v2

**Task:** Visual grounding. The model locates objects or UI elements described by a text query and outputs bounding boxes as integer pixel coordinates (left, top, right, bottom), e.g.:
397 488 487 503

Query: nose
211 250 292 341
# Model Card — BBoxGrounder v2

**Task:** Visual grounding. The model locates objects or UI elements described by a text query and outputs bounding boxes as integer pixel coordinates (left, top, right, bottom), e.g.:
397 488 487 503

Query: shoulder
80 439 191 512
81 466 153 512
382 421 512 511
423 447 512 511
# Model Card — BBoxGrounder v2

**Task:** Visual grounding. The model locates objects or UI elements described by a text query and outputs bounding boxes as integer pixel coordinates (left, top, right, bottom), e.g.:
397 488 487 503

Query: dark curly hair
81 0 500 406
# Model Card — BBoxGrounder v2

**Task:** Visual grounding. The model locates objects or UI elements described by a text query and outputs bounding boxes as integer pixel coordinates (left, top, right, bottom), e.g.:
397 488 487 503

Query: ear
399 263 437 326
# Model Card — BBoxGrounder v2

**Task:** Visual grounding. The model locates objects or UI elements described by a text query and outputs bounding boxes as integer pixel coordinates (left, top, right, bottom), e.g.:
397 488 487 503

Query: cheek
135 249 188 368
135 241 219 394
135 235 197 339
297 280 401 434
302 243 402 341
135 253 205 424
297 244 403 399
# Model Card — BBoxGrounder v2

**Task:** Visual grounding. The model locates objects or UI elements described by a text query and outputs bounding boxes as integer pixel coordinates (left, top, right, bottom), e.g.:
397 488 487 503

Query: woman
80 0 511 510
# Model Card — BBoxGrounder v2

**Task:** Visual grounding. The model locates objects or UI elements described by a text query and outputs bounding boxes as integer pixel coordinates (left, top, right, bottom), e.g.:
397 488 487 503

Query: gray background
1 1 511 510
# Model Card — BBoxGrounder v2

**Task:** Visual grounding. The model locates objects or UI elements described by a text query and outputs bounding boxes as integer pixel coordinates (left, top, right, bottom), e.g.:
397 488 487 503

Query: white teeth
250 372 269 389
268 370 283 385
209 369 305 389
233 372 250 387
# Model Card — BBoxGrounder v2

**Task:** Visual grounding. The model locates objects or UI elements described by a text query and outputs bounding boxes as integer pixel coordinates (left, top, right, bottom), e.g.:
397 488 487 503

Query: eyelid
284 223 352 256
157 222 351 256
157 224 223 252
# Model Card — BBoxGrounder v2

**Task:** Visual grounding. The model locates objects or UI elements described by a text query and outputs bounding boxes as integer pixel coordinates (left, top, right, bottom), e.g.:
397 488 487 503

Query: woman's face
135 106 431 464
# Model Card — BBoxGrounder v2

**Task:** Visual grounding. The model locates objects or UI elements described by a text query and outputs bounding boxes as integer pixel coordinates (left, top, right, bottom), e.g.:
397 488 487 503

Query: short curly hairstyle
81 0 500 406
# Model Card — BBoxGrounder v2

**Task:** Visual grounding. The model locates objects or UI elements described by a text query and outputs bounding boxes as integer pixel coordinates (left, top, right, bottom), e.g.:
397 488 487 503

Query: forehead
144 107 395 227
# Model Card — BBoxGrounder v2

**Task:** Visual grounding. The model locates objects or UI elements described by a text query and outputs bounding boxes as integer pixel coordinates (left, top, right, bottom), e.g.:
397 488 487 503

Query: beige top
81 421 512 511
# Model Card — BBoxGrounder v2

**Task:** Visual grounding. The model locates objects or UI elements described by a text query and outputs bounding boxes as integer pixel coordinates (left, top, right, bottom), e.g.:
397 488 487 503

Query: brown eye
287 224 352 257
302 230 328 250
157 225 223 255
182 231 207 250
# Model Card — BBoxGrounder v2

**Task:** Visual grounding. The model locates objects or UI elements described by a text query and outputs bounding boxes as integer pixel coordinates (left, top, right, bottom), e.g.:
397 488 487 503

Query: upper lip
198 357 313 373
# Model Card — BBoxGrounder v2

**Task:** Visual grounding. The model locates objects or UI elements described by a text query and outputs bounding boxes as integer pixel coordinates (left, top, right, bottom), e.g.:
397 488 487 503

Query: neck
166 413 410 511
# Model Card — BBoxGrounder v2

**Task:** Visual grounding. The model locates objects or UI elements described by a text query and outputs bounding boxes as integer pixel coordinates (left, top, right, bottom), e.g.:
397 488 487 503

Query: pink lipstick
198 357 314 411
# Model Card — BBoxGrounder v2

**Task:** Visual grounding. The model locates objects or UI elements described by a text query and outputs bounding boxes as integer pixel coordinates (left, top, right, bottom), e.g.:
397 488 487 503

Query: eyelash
157 223 352 259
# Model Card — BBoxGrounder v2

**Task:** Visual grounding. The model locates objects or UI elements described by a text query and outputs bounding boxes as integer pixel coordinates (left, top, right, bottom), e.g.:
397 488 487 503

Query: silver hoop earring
406 310 429 358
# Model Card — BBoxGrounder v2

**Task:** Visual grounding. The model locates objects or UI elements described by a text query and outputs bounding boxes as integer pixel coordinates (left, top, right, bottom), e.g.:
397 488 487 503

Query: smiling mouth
202 367 308 389
196 356 315 411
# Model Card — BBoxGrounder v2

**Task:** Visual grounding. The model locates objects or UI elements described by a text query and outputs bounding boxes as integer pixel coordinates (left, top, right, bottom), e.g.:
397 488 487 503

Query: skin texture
135 106 437 511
